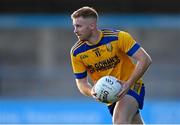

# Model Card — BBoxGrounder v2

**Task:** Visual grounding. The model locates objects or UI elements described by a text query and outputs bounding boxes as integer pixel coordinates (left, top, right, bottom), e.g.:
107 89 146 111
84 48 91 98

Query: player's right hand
91 87 101 102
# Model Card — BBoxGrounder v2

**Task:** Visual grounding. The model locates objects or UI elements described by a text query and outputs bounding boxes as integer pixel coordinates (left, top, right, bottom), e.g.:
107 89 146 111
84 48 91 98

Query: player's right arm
70 45 95 97
76 77 101 102
75 77 93 97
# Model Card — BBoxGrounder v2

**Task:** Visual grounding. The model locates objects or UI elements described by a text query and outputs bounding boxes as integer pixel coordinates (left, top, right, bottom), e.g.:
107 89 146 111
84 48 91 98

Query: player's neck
87 30 101 45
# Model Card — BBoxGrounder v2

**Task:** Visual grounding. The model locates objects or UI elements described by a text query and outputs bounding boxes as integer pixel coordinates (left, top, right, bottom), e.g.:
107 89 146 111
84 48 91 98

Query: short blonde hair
71 6 98 19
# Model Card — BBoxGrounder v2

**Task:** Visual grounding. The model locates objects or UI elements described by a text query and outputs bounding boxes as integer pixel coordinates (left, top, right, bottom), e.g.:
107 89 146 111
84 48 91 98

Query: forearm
127 47 152 87
76 78 93 97
127 57 151 86
117 48 152 99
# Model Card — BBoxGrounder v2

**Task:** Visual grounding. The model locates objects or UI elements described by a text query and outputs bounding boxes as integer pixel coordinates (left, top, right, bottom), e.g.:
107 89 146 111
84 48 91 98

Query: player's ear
89 23 96 30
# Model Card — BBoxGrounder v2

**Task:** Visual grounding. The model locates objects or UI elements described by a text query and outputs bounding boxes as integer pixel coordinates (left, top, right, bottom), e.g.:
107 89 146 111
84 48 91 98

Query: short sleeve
70 52 87 79
118 31 140 56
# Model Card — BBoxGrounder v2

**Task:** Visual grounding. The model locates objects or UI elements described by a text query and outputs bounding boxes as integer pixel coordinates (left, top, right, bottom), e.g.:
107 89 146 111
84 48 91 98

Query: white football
93 76 122 103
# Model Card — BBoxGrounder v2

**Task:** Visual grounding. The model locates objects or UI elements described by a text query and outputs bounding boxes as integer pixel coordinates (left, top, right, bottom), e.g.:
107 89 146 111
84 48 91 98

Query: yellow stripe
137 82 143 94
72 41 83 50
71 41 84 54
104 33 117 35
130 80 143 95
104 34 118 37
102 31 119 37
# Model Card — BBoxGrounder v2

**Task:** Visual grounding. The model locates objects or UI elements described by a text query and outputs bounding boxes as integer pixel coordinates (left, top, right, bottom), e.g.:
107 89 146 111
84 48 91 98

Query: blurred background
0 0 180 124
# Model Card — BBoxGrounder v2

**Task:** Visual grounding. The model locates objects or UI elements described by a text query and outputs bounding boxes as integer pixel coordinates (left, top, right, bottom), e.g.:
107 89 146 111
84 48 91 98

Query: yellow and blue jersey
70 29 142 85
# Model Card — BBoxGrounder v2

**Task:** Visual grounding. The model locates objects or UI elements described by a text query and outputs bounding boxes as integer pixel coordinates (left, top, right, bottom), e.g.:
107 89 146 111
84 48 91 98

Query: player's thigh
113 94 139 123
132 112 144 124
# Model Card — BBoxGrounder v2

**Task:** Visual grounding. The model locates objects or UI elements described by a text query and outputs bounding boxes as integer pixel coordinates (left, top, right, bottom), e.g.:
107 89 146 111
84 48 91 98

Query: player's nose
74 28 78 34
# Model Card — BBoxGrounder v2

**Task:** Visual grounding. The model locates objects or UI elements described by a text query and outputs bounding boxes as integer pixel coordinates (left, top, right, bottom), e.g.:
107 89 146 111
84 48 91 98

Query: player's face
72 17 93 41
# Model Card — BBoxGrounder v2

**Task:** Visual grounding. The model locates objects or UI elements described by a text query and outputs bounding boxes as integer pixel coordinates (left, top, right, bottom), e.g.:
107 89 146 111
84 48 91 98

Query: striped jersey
70 29 142 85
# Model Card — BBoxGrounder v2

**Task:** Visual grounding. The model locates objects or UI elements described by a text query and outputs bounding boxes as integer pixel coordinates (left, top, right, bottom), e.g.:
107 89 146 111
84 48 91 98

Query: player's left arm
118 47 152 98
127 47 152 86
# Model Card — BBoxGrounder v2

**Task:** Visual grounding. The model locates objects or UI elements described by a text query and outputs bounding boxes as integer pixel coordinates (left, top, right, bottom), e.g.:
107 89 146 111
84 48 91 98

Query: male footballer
70 6 152 124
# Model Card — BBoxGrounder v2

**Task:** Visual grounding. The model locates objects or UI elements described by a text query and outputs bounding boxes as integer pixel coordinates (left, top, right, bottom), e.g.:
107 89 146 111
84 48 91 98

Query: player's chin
78 36 86 41
79 38 84 41
77 36 82 40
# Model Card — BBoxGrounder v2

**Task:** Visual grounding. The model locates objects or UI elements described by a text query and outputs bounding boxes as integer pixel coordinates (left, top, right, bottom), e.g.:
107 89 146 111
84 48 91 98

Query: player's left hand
116 81 131 101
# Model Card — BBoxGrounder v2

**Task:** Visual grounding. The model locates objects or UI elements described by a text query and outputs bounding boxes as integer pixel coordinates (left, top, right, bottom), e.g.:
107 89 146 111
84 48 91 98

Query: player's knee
132 112 144 124
113 119 131 124
113 115 131 124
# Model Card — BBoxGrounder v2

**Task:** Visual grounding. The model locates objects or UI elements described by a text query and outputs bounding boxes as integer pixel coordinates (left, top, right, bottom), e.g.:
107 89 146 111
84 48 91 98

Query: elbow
147 55 152 67
79 89 88 96
77 84 91 97
80 89 91 97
